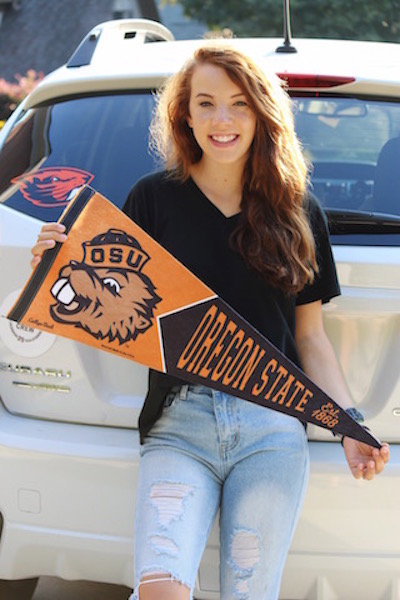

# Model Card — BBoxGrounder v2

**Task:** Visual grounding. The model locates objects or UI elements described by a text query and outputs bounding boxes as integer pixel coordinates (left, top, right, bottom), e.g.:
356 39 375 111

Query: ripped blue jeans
130 384 309 600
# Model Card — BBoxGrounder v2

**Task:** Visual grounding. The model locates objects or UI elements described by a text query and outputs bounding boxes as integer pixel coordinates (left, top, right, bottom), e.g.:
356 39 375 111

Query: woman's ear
187 115 193 128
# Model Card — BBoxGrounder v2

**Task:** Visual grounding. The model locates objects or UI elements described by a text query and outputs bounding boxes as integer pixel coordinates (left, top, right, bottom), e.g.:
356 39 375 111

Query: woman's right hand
31 223 67 269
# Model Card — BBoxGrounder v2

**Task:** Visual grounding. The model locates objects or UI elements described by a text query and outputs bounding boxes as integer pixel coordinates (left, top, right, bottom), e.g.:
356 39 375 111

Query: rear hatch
0 82 399 438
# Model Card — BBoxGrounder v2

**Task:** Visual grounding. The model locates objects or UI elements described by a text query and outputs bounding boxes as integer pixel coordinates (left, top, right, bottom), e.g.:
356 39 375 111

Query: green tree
176 0 400 42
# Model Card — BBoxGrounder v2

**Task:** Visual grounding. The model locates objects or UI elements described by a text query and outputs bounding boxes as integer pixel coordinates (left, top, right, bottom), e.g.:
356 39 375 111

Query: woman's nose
212 105 232 123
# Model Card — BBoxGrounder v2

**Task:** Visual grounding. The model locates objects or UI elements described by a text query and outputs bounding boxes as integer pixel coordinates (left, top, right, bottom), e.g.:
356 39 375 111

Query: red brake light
277 73 356 88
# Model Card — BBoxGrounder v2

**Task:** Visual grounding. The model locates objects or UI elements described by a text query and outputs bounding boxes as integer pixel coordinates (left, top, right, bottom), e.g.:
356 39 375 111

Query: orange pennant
8 186 381 447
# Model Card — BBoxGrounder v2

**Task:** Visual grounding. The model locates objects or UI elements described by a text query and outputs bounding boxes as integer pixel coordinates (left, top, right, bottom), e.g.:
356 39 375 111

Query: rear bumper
196 443 400 600
0 401 138 586
282 442 400 599
1 401 399 599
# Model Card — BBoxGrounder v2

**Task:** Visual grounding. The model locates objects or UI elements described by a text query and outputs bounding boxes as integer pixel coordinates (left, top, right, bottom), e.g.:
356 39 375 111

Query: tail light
277 73 355 88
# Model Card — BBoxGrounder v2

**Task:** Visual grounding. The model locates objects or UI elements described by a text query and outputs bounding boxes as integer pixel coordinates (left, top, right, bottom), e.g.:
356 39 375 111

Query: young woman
32 44 389 600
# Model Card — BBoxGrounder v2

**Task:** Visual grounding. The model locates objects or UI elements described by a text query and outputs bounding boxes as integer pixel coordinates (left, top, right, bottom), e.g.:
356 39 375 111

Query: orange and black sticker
12 166 94 208
8 186 381 448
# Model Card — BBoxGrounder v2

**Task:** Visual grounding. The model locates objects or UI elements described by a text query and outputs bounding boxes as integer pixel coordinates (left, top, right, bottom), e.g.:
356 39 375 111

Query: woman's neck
189 161 243 217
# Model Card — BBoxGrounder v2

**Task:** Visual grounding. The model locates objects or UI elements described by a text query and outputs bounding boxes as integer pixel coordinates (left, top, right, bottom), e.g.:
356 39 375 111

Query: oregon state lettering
177 304 313 413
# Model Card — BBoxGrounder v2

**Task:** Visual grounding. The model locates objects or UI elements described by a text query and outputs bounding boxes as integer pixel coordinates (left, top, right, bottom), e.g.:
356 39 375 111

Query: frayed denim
130 384 309 600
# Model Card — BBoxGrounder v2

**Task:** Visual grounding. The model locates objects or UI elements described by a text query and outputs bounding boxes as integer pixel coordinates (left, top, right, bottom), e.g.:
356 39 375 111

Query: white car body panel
0 18 399 600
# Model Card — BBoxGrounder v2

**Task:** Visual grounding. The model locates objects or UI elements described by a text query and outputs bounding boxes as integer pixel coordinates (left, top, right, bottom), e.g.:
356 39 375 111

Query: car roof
23 19 400 108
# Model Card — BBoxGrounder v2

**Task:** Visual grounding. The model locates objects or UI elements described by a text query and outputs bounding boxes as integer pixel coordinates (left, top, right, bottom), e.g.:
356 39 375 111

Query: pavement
32 577 131 600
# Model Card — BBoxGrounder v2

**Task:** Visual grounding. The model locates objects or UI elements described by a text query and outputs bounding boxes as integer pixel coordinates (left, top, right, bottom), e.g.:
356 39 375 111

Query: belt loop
180 384 189 400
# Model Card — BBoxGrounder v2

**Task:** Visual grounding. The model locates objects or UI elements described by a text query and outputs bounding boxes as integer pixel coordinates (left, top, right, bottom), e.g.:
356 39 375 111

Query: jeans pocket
163 389 179 410
164 384 190 410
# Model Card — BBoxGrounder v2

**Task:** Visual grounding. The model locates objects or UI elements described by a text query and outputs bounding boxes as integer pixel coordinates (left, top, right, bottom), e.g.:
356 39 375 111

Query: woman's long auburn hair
150 43 318 294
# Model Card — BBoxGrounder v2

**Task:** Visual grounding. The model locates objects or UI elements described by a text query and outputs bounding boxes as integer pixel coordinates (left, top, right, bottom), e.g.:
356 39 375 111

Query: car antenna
276 0 297 53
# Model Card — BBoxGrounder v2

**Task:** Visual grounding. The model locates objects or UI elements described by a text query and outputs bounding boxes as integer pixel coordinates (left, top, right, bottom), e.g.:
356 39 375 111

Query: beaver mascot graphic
12 166 94 208
50 229 161 344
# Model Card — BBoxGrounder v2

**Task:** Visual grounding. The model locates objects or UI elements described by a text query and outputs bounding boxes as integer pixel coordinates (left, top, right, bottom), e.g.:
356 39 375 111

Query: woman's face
187 63 257 170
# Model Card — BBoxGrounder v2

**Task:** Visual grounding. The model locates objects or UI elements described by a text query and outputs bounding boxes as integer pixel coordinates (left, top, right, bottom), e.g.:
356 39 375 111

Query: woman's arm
295 300 390 480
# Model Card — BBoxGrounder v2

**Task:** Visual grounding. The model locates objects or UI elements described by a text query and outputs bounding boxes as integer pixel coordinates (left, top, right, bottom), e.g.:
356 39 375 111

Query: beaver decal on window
12 166 94 208
50 229 161 344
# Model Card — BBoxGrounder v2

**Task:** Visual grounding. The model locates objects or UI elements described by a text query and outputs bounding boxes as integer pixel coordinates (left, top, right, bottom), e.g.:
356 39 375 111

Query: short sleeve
296 193 341 306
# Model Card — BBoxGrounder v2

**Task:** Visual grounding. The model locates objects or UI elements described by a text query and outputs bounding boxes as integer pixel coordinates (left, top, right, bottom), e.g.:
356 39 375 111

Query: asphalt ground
32 577 132 600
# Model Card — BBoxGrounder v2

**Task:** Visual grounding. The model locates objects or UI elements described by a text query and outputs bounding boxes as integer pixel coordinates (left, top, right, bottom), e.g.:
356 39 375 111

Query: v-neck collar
187 177 241 221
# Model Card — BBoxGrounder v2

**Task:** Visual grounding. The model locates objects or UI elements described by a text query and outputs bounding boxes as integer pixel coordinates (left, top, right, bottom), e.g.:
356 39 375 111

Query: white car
0 18 399 600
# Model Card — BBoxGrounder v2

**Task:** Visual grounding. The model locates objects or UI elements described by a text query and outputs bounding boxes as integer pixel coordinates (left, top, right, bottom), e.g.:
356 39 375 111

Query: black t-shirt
123 170 340 442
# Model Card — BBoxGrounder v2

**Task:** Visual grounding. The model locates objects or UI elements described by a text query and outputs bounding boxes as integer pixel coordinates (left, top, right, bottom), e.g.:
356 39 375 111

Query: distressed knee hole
231 529 261 571
236 578 250 595
150 534 179 557
149 481 194 527
230 530 261 598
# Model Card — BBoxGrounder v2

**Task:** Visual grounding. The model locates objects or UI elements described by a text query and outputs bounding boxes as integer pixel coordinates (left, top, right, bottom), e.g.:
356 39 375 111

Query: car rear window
0 93 157 222
0 91 399 244
293 96 400 216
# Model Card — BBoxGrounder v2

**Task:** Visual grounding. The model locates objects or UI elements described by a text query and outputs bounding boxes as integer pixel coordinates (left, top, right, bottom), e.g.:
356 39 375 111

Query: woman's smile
209 133 239 145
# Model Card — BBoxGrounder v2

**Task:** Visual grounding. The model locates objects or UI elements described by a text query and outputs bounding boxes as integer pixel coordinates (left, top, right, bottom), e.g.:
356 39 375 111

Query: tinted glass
0 93 157 222
293 96 400 217
0 92 399 244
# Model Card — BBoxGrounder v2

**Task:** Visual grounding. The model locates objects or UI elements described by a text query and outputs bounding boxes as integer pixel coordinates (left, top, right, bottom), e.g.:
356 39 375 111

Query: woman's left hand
342 437 390 480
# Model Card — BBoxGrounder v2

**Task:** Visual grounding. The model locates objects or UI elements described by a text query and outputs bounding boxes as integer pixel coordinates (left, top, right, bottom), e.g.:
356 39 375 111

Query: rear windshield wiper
325 208 400 234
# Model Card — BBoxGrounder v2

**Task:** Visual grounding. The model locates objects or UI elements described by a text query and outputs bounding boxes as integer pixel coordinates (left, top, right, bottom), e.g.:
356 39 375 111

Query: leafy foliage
0 69 44 121
177 0 400 41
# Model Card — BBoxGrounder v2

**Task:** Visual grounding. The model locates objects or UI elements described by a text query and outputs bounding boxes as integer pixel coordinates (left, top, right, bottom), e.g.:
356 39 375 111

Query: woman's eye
103 277 121 294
